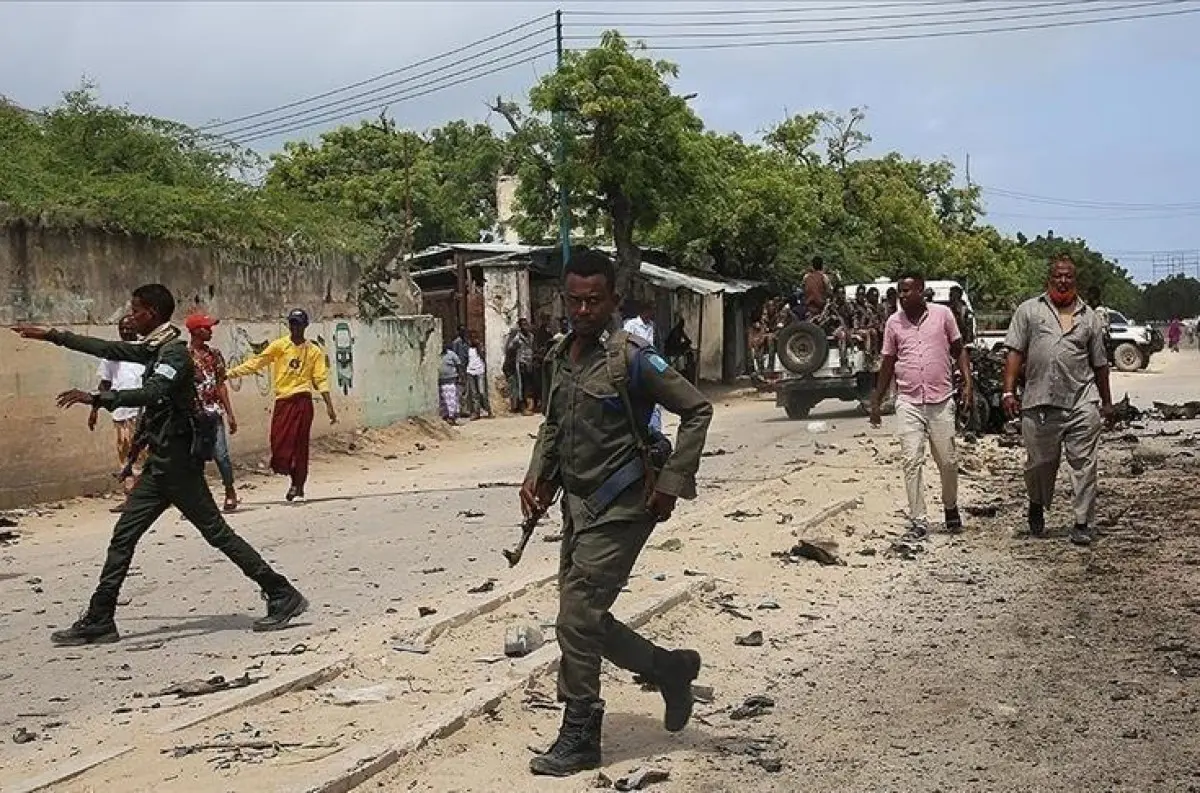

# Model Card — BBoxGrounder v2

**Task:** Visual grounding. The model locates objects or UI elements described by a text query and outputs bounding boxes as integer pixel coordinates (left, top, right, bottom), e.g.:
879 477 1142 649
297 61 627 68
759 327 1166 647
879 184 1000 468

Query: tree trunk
608 188 640 300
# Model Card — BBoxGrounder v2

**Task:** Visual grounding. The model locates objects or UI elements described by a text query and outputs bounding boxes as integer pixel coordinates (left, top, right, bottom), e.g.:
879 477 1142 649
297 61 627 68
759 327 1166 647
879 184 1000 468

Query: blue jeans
212 417 235 489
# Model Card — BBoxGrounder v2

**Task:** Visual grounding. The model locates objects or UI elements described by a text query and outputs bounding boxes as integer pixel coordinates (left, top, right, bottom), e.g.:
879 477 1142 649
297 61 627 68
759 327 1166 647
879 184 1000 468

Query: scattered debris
325 684 391 706
420 567 445 575
152 673 262 699
477 481 522 489
806 421 830 434
857 547 878 557
614 767 670 791
505 622 546 657
12 727 37 744
250 643 309 659
691 684 715 703
757 600 781 610
522 688 560 711
774 540 842 566
0 529 19 545
730 694 776 720
418 606 438 617
702 448 728 457
0 513 17 528
392 643 429 655
594 771 615 788
964 504 1000 518
467 579 497 594
651 537 683 552
735 630 764 647
543 533 563 542
888 539 926 561
457 509 485 518
169 739 338 759
751 756 784 773
713 595 753 621
1154 401 1200 421
725 509 763 521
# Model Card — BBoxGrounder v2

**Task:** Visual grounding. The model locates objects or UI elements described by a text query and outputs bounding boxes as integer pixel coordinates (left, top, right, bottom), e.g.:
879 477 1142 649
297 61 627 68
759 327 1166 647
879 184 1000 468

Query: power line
217 28 555 142
226 48 556 145
983 185 1200 211
986 209 1200 221
565 3 1200 50
566 0 1122 28
565 0 1014 17
202 13 554 132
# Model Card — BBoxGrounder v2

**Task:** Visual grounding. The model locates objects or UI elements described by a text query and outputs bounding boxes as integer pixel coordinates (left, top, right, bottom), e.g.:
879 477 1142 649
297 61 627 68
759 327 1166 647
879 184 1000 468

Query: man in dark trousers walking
12 284 307 647
520 250 713 777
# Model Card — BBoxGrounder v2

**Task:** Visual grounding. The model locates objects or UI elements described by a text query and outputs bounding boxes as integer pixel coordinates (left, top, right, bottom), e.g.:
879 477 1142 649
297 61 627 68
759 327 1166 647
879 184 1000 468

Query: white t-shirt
97 360 145 423
624 316 655 346
466 347 486 376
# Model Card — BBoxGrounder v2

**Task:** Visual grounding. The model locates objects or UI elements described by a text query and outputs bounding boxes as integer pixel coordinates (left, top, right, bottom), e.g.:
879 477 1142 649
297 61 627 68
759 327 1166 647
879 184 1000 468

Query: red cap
185 313 220 332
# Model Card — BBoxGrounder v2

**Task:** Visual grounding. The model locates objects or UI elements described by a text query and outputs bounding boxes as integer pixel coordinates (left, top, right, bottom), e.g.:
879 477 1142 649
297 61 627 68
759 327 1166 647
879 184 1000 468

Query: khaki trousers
895 398 958 523
1020 403 1102 527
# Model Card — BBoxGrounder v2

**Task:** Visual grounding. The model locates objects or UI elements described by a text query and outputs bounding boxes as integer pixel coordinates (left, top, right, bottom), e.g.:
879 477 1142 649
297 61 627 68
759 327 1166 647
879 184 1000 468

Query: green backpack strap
605 329 650 454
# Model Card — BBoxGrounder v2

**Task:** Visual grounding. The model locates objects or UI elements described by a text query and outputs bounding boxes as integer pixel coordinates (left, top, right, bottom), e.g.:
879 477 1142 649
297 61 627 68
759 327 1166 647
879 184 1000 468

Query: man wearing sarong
227 309 337 502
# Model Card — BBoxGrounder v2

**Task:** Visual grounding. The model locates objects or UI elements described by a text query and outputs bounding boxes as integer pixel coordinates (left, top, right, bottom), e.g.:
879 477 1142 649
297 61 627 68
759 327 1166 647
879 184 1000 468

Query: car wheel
776 322 830 376
1113 342 1144 372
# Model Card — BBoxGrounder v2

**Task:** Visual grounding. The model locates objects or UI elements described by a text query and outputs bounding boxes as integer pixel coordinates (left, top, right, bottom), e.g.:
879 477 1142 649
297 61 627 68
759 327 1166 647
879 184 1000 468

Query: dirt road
1 354 1196 792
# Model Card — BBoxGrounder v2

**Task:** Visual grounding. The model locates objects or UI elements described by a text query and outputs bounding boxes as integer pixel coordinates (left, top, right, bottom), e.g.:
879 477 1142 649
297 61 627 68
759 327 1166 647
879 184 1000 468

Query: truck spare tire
776 321 829 376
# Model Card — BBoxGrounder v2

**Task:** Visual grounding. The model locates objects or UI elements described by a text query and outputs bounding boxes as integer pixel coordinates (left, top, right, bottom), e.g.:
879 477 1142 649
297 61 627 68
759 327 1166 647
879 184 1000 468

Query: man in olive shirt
520 250 713 777
12 284 307 646
1002 256 1114 545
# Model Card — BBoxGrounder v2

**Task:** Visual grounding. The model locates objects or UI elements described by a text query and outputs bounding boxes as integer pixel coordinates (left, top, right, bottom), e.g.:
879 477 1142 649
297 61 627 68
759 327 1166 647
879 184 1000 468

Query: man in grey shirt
1002 255 1114 545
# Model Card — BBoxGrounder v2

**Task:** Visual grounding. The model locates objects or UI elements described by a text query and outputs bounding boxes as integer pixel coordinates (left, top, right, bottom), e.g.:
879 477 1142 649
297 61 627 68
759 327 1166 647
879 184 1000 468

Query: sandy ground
1 352 1196 792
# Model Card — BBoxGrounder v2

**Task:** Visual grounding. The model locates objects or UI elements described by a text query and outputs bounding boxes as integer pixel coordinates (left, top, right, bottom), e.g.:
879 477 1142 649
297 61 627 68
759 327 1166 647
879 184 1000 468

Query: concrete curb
400 571 558 647
6 745 135 793
293 578 710 793
789 496 863 536
157 657 350 734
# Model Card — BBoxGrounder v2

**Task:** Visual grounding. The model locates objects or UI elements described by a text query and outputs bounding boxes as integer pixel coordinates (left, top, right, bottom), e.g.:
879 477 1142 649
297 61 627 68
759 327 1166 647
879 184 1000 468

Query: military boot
51 607 119 647
652 648 702 732
253 576 308 633
529 699 604 777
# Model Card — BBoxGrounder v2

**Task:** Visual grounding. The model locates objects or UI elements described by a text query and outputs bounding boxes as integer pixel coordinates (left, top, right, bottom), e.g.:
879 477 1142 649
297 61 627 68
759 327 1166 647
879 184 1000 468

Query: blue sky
2 0 1198 282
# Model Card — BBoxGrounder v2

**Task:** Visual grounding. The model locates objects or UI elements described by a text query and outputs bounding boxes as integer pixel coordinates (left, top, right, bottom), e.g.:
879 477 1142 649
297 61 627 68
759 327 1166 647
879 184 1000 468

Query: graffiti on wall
314 322 354 396
225 326 273 396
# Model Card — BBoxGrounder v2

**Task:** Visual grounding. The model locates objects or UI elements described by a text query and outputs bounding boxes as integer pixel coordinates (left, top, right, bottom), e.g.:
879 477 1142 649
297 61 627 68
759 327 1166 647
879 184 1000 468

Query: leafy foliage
1138 275 1200 321
0 84 372 252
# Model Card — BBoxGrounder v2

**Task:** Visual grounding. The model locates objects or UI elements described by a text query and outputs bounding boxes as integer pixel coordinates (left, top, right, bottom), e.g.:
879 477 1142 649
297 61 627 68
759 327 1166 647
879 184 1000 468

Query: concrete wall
0 316 439 509
482 266 525 409
1 223 361 326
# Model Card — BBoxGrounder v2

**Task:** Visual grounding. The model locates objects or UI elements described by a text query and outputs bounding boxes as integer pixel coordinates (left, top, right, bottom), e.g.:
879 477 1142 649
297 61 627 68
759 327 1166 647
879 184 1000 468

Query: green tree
0 83 367 251
266 115 505 250
1139 274 1200 321
513 31 703 294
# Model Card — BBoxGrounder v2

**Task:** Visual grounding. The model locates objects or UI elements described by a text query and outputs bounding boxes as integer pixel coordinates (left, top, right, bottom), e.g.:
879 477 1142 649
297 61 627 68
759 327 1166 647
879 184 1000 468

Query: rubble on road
1153 401 1200 421
729 694 775 720
151 673 262 699
773 540 843 566
505 622 545 657
614 767 670 791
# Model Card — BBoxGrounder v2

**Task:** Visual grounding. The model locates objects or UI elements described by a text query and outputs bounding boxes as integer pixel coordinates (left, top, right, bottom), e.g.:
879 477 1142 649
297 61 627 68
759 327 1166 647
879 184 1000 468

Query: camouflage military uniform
527 328 712 705
43 325 302 643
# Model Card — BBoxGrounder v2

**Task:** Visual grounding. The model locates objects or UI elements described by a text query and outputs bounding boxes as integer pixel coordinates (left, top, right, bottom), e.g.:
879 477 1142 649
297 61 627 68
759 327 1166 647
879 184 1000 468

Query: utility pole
555 9 571 270
965 152 972 187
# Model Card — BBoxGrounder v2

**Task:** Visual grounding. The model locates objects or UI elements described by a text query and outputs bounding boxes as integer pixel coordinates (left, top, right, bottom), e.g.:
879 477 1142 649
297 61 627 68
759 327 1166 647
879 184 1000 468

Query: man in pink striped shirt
870 273 974 539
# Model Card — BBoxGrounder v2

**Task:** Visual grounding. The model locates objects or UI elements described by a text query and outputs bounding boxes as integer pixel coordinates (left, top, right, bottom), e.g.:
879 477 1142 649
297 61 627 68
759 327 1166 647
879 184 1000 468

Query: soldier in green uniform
520 250 713 777
12 284 307 647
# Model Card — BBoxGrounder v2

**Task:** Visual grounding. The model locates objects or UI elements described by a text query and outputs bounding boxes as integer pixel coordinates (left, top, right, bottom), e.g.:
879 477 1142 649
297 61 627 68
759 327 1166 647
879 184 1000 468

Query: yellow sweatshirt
227 337 330 399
